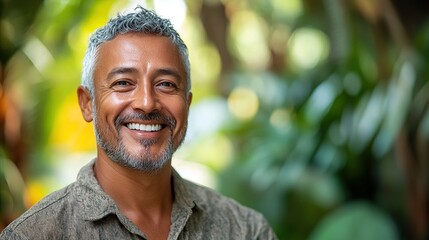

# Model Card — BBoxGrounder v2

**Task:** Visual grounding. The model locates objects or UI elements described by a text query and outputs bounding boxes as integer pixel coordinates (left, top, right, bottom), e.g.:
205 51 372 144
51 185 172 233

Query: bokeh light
227 87 259 120
229 10 270 70
288 27 329 70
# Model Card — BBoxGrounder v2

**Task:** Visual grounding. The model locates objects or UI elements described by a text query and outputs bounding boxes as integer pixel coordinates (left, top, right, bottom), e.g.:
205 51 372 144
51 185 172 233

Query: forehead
94 33 186 78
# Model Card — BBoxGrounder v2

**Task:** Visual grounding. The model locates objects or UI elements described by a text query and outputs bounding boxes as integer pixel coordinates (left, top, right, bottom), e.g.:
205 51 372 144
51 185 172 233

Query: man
0 6 277 240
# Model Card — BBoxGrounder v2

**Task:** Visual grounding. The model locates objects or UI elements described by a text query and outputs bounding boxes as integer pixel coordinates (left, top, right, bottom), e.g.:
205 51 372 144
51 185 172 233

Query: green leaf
310 201 399 240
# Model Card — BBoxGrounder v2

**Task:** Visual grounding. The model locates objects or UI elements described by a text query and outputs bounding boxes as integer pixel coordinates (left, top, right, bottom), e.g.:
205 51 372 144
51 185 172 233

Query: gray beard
92 104 181 173
96 127 174 173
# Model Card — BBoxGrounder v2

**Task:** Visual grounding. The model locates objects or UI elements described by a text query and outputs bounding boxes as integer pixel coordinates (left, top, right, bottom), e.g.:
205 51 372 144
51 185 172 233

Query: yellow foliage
49 93 96 152
24 181 50 208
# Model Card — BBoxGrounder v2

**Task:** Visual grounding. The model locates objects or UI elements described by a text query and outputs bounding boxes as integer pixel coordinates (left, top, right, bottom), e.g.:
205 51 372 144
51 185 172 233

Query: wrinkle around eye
112 79 132 86
156 81 181 94
110 79 135 91
158 81 177 88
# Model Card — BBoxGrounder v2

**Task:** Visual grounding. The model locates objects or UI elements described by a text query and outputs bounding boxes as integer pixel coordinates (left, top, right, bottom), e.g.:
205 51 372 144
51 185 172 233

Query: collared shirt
0 160 277 239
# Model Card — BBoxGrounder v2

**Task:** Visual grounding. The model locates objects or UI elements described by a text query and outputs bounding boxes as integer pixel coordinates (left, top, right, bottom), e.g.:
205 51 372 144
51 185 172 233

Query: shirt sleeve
251 211 278 240
0 228 28 240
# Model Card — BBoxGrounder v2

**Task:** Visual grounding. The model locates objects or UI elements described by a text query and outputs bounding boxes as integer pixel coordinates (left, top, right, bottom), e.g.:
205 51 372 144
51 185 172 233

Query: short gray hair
81 6 191 97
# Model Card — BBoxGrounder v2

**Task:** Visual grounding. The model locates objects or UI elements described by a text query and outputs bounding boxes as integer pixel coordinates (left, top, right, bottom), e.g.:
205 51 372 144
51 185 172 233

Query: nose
130 83 160 113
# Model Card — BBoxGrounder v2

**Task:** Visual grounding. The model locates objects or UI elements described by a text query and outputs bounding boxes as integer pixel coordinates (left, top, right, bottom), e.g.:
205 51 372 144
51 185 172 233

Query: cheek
161 98 188 124
95 94 129 126
98 91 130 109
171 102 190 134
171 98 189 118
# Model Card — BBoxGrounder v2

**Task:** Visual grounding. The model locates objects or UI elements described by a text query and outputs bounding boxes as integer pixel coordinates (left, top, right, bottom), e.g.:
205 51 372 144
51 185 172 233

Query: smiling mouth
126 123 163 132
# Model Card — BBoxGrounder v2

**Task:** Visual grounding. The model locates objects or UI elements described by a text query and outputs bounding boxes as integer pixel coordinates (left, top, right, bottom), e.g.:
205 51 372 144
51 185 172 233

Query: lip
120 126 162 143
115 112 175 139
126 122 163 131
120 120 169 138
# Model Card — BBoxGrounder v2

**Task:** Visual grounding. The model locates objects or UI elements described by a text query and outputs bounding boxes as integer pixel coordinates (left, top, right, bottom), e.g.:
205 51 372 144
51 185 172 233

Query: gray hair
81 6 191 97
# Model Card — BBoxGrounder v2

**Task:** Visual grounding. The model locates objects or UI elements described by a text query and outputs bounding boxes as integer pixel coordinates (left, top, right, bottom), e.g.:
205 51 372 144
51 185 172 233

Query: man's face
90 33 191 172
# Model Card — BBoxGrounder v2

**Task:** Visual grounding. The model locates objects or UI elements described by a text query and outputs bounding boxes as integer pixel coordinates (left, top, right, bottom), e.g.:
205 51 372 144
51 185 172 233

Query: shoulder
181 178 277 239
0 183 77 239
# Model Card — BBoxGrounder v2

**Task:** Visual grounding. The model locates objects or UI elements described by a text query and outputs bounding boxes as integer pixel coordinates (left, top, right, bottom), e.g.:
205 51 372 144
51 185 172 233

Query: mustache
115 111 176 131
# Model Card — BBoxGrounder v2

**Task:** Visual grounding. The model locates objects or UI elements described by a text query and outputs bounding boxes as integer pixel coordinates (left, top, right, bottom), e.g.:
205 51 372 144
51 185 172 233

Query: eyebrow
106 67 139 81
105 66 184 82
155 68 183 82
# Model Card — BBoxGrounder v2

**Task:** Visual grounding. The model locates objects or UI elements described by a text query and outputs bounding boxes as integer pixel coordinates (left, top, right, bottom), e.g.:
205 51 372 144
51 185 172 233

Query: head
81 6 191 97
78 6 192 173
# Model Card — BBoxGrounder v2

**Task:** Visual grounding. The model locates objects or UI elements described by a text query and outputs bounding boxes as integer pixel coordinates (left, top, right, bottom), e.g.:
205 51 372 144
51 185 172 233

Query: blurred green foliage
1 0 428 239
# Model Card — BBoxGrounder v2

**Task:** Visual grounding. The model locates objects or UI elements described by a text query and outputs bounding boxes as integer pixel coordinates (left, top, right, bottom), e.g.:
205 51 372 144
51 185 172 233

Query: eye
110 79 134 92
157 81 179 92
114 80 131 86
158 82 176 88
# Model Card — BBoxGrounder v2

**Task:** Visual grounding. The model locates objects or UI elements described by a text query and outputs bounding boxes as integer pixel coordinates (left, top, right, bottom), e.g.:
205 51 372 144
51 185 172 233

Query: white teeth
126 123 162 131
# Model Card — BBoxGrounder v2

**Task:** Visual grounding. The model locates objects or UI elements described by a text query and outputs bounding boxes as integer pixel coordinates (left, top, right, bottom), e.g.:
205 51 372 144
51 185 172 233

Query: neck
94 152 173 233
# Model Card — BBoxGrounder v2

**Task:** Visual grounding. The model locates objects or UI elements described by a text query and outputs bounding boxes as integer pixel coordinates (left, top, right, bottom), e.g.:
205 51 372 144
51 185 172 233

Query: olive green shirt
0 160 277 239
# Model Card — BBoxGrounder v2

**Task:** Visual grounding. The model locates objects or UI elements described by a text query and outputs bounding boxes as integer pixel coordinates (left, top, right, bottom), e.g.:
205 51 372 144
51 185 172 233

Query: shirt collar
171 169 197 210
74 159 117 221
74 159 198 221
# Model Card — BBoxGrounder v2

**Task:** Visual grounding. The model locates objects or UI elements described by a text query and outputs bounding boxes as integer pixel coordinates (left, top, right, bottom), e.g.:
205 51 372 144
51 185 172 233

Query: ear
77 86 93 122
186 91 193 109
